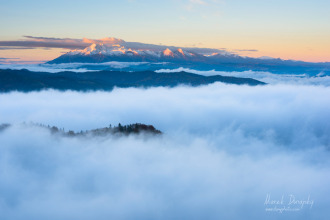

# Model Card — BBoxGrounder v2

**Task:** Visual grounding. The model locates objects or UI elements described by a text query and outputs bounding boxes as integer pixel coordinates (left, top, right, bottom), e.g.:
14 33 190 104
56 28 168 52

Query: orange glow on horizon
0 48 70 64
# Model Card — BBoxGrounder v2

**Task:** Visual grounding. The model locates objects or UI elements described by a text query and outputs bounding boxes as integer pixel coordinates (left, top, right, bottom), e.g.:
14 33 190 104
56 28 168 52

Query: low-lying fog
0 83 329 219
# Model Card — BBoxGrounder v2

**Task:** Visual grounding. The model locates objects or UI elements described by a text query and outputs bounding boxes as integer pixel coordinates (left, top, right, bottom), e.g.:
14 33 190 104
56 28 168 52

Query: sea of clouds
156 67 330 86
2 62 330 86
0 62 158 73
0 82 330 219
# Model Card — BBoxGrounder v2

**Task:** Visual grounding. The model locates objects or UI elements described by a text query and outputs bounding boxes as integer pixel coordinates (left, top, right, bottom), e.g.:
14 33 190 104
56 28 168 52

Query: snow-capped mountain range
67 43 197 58
47 38 330 76
48 39 239 64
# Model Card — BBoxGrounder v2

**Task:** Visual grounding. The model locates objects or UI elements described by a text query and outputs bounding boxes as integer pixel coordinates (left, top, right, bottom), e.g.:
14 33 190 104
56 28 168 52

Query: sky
0 0 330 63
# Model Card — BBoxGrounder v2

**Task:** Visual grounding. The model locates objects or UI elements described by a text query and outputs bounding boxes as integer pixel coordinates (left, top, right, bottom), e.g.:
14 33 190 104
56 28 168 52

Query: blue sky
0 0 330 62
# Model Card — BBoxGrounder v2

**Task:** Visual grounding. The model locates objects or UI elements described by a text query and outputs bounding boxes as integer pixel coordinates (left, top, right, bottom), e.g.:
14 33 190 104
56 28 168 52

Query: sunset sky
1 0 329 63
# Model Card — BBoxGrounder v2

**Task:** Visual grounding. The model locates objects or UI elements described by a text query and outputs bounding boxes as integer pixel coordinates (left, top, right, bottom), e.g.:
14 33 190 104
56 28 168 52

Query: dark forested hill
0 123 162 137
0 69 265 92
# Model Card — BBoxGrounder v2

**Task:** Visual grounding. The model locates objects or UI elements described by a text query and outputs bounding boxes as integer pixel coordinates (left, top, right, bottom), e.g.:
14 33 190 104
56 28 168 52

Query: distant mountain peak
68 42 135 56
82 43 106 55
163 48 174 57
177 48 185 56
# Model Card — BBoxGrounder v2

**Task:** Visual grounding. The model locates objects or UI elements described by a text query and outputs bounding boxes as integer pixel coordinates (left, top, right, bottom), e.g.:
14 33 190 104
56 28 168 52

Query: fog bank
0 83 329 219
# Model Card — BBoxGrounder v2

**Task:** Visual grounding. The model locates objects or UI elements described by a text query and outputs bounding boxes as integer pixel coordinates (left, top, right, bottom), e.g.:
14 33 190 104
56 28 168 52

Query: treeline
0 122 162 137
52 123 162 136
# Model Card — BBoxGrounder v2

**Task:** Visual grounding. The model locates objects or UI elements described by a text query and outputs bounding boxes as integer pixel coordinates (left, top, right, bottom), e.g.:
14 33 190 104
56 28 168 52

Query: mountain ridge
0 68 265 93
47 41 330 75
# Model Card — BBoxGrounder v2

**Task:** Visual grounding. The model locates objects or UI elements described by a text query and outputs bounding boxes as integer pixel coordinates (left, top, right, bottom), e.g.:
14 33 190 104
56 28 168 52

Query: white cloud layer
0 62 151 73
0 83 330 219
156 67 330 86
